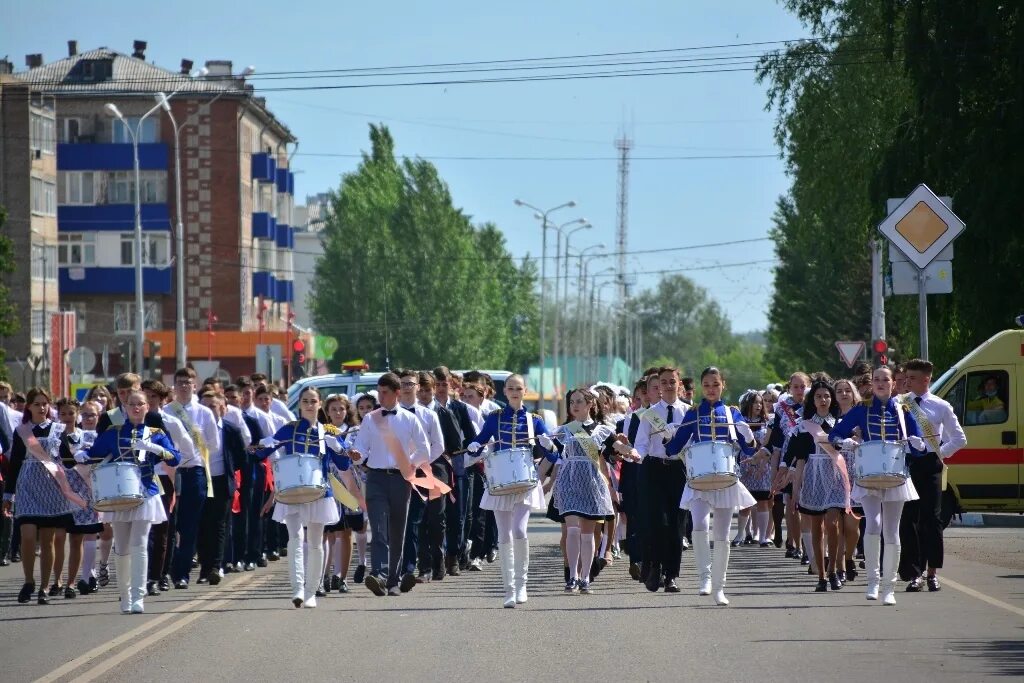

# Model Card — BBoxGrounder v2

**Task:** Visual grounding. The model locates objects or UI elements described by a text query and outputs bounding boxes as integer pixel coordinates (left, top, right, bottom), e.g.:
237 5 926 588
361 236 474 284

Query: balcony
275 168 290 194
274 224 294 249
252 212 276 241
58 143 168 171
252 271 274 299
58 204 170 232
251 153 277 183
59 266 172 295
274 278 294 303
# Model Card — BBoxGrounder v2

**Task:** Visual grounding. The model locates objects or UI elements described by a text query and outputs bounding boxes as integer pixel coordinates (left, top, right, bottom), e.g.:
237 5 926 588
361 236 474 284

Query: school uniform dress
4 421 75 529
470 406 550 512
551 422 616 520
787 416 850 514
738 421 772 500
62 428 103 534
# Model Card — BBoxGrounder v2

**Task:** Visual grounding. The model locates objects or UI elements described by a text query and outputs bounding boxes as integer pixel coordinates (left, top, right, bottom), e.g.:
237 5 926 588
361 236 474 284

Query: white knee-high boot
881 543 900 606
692 530 712 595
115 551 131 614
712 543 731 606
864 534 881 600
305 541 324 607
130 544 148 614
288 534 304 607
499 543 515 608
513 538 530 604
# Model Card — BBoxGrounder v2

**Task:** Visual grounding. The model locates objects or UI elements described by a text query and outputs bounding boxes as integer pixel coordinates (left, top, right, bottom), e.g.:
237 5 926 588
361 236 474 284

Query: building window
31 177 56 216
60 117 83 143
31 244 58 280
119 233 169 266
257 246 275 272
111 117 158 144
30 113 56 154
30 310 46 343
113 301 159 334
59 171 97 205
107 171 166 204
58 233 97 266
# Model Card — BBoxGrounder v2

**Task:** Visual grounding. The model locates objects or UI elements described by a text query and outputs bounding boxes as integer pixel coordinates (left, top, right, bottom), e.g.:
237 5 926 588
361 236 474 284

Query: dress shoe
315 585 326 598
18 582 36 603
829 573 843 591
158 577 171 591
433 564 446 582
0 557 9 566
208 571 222 586
681 538 690 550
234 562 245 573
629 563 641 581
11 551 21 562
174 579 189 589
244 562 256 571
78 579 92 595
64 585 77 599
664 579 680 593
486 548 498 563
256 556 268 568
906 576 924 592
268 551 280 561
338 580 350 593
353 564 366 583
146 581 159 596
196 577 209 585
644 575 662 593
468 558 483 571
815 578 829 592
365 574 386 596
37 589 49 605
48 583 62 597
927 576 941 592
399 572 417 593
89 576 98 592
330 575 341 591
191 558 199 569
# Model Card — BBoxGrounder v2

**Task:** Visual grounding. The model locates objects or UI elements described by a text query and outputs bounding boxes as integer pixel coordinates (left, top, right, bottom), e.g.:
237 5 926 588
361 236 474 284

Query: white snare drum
273 455 327 504
854 441 907 489
684 441 738 491
91 462 145 512
484 447 538 496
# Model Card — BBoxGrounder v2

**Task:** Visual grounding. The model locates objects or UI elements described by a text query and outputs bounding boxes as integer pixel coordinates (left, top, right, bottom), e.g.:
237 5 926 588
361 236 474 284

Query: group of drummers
0 355 965 612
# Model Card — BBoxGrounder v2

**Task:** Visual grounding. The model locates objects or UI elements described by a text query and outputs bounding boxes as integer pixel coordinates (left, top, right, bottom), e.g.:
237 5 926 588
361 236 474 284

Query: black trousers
197 474 231 576
640 458 686 579
899 453 945 579
149 475 176 581
618 461 642 564
419 460 450 573
467 467 490 560
247 468 269 563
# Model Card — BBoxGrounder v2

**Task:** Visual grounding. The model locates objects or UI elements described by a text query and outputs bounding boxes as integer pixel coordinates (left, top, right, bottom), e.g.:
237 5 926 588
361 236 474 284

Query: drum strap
168 402 213 498
712 405 738 443
894 402 909 441
15 423 87 509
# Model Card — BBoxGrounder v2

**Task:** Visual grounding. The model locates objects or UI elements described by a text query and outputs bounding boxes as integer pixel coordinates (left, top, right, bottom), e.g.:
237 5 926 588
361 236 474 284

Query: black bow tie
401 405 416 413
381 409 398 416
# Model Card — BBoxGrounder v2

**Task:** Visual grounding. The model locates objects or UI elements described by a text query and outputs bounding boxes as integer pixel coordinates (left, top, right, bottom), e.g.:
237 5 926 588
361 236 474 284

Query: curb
950 513 1024 528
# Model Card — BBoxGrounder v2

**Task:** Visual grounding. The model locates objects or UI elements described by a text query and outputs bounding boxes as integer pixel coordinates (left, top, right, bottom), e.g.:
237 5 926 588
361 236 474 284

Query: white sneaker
866 582 880 600
303 596 317 608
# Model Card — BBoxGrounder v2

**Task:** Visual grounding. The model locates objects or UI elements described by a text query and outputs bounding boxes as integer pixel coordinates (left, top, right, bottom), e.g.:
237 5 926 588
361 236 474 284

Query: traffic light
144 340 162 379
118 340 133 372
291 339 307 380
872 339 889 367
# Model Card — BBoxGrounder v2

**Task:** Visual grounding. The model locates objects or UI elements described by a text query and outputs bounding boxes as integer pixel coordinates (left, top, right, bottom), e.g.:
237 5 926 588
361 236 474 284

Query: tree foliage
310 125 538 371
760 1 1024 374
0 207 19 379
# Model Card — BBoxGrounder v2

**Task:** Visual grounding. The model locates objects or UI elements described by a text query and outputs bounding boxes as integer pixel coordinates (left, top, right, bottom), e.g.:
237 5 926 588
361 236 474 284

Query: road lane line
942 576 1024 619
32 572 263 683
67 574 276 683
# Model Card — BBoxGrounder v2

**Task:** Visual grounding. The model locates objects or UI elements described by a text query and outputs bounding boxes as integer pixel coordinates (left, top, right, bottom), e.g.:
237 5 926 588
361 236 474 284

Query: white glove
137 441 165 455
838 438 859 451
324 435 343 452
907 435 926 451
467 441 482 454
259 436 278 449
538 434 555 451
734 421 755 443
661 424 679 440
74 451 90 464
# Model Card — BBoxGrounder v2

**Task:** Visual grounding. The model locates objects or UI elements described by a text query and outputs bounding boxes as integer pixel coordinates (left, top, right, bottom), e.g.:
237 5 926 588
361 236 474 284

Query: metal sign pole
918 267 929 360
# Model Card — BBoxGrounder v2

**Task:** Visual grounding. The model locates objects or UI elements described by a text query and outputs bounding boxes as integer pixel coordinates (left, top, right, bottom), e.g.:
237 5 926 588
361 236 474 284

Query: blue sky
5 1 807 333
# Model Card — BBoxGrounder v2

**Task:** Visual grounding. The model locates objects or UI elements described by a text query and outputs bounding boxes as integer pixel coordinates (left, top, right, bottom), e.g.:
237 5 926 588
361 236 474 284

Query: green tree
310 125 538 371
0 207 18 380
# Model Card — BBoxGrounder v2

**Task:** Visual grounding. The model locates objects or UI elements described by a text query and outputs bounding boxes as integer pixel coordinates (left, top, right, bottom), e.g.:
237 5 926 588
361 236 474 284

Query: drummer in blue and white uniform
665 367 757 606
466 374 555 608
548 387 638 595
85 390 180 614
830 366 926 606
253 386 352 609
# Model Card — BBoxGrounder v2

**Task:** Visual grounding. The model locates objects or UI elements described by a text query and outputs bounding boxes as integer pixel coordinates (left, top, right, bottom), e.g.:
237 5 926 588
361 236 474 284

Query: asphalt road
1 518 1022 683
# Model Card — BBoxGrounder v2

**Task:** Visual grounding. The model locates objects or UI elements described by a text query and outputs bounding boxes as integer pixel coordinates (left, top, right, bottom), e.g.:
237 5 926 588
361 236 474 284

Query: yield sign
835 341 865 369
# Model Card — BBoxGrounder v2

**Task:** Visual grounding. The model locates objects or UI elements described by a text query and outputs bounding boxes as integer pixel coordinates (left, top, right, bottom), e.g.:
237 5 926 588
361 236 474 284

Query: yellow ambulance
929 329 1024 523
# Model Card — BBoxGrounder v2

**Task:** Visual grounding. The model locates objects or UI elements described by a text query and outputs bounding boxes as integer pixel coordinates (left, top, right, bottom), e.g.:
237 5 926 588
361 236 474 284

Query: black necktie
666 405 675 423
915 396 922 405
381 409 397 416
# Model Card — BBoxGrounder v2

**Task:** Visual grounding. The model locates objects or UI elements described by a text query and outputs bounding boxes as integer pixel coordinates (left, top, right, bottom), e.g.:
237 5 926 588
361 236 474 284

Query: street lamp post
572 244 605 383
156 65 252 369
559 221 590 389
105 101 169 374
587 269 614 380
513 198 575 413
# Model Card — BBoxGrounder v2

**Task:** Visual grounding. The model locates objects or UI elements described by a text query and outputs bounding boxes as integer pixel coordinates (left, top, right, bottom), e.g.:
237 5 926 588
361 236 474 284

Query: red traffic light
879 355 889 366
292 339 306 353
872 339 888 354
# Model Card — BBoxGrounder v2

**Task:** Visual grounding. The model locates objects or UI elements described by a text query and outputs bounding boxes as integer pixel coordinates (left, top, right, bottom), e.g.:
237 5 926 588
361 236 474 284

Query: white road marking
942 576 1024 619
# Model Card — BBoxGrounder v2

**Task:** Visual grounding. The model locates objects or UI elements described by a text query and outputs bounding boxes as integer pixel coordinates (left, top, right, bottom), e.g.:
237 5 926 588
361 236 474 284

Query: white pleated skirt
680 481 757 511
852 478 919 503
481 482 546 512
272 495 341 526
99 494 167 524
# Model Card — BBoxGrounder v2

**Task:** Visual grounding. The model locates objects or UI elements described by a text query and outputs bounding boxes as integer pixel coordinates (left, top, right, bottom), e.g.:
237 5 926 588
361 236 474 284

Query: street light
572 243 605 381
558 220 591 390
587 268 615 380
513 198 575 412
105 98 168 374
